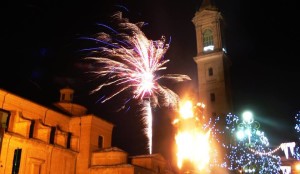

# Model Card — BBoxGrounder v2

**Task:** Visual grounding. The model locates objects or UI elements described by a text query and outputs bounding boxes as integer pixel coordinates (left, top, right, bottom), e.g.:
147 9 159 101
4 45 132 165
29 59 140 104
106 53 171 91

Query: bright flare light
82 12 191 154
242 111 253 124
174 100 210 171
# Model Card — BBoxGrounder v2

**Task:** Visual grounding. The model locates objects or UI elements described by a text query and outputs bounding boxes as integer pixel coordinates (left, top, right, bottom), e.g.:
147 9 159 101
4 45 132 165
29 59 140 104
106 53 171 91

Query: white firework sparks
82 11 191 154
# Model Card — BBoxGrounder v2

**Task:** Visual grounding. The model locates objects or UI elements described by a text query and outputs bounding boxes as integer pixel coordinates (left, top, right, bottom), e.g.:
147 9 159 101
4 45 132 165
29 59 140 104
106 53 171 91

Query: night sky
1 0 300 163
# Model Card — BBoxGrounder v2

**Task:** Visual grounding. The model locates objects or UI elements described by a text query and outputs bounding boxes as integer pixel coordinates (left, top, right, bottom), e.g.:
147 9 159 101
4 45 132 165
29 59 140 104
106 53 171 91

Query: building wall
89 165 134 174
0 133 76 174
91 150 128 166
0 90 71 131
131 154 168 174
194 52 231 118
0 89 115 174
74 115 113 173
192 7 232 118
0 88 173 174
90 116 113 150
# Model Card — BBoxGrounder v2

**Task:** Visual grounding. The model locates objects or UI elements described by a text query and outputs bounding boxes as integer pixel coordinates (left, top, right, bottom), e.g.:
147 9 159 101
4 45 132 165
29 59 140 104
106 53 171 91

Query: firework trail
81 11 191 154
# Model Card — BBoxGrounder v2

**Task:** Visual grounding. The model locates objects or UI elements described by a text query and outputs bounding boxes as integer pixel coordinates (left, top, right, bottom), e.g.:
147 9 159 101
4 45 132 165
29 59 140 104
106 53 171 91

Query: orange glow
296 163 300 171
173 100 210 171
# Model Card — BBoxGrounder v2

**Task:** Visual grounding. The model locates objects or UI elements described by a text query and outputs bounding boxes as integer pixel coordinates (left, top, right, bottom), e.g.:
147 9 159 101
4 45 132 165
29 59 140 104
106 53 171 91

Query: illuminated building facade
0 87 174 174
193 0 232 119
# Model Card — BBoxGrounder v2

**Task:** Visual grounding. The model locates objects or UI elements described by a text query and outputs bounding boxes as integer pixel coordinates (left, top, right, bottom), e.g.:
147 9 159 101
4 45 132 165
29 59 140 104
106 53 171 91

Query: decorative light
236 130 245 140
223 113 281 173
242 111 253 124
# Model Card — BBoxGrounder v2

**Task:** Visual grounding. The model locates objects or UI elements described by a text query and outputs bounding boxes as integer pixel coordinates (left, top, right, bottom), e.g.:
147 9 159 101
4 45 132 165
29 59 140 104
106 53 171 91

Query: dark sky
1 0 300 163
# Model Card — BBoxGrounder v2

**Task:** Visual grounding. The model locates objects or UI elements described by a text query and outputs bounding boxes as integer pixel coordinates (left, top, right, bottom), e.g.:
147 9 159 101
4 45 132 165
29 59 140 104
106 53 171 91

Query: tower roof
199 0 218 11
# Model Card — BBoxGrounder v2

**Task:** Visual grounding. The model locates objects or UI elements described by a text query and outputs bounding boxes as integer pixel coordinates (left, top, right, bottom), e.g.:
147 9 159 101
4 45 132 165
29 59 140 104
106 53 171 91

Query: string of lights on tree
175 102 296 173
202 115 225 169
293 111 300 160
219 113 282 173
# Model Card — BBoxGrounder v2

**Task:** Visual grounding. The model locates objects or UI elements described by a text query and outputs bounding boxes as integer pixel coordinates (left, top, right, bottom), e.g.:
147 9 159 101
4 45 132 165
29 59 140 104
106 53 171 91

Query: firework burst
81 11 191 154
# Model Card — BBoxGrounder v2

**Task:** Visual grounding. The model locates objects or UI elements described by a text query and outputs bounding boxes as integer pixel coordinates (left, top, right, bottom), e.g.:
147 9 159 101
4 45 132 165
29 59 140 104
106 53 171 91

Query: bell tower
192 0 232 118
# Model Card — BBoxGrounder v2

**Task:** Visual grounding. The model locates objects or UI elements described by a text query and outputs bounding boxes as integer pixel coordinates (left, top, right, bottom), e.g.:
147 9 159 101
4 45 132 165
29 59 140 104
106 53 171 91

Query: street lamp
242 111 253 124
236 111 260 145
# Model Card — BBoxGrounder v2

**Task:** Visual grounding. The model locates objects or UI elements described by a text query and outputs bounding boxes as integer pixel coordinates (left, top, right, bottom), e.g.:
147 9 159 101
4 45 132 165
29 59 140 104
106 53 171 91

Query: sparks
173 100 211 172
81 11 191 154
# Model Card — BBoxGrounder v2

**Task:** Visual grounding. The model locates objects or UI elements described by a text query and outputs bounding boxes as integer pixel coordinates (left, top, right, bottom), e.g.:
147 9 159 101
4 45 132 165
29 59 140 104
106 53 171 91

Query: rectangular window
67 132 71 149
12 148 22 174
208 68 213 76
210 93 215 102
61 94 65 101
29 120 35 138
98 136 103 149
0 109 10 155
0 109 10 130
50 127 56 144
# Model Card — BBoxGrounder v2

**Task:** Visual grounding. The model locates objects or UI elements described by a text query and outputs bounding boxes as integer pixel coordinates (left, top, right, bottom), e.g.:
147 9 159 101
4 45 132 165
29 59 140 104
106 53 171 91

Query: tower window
67 132 71 149
203 29 214 51
210 93 215 102
208 67 213 76
98 136 103 149
61 94 65 101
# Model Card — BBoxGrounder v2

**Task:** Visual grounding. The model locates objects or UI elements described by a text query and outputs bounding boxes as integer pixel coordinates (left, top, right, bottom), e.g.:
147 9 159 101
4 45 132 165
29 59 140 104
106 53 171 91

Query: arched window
203 29 214 51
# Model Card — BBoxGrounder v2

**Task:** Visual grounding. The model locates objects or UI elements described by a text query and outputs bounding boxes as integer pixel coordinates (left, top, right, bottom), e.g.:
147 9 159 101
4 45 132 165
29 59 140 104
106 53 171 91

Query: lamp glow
242 111 253 124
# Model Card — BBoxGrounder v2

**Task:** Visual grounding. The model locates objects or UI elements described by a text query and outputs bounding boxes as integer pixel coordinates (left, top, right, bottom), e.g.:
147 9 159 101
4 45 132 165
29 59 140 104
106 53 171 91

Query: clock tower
192 0 232 119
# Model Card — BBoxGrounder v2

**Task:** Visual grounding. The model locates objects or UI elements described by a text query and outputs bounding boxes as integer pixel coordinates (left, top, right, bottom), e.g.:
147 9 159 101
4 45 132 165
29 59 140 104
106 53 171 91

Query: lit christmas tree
293 111 300 160
222 113 281 173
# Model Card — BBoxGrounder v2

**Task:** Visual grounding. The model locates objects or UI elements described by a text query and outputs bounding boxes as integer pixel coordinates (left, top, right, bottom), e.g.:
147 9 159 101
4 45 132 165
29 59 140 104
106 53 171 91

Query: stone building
0 87 174 174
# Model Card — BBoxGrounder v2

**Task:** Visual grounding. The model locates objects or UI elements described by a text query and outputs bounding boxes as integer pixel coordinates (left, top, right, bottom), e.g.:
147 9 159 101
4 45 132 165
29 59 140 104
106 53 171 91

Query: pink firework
82 11 191 154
